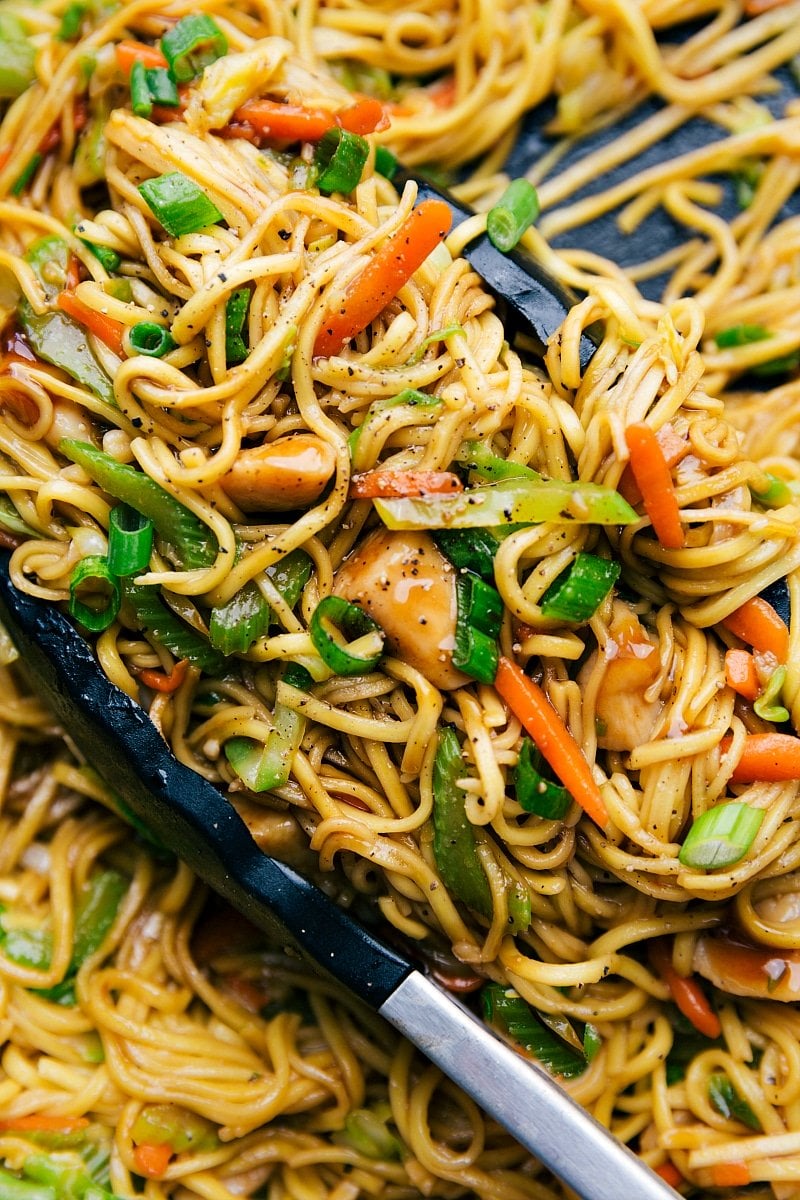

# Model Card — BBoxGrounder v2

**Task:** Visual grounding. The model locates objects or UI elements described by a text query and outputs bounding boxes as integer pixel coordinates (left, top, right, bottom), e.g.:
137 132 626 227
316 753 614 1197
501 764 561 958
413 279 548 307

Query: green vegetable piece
340 1106 403 1161
0 1168 56 1200
514 737 571 819
678 802 764 870
128 321 176 357
433 528 498 582
58 3 86 40
18 237 114 404
432 726 492 917
160 13 228 82
539 553 621 623
374 145 398 180
72 107 107 188
708 1073 761 1130
486 178 540 252
714 323 770 349
374 477 638 531
0 36 36 99
455 439 539 482
209 582 270 654
314 127 369 195
754 665 789 724
0 493 38 539
107 505 153 576
12 153 42 196
752 351 800 378
138 172 224 237
583 1023 602 1062
309 594 385 676
224 287 250 366
225 664 311 791
507 880 530 934
348 387 441 467
22 1154 119 1200
0 917 52 969
452 571 502 684
130 1103 218 1153
60 441 216 570
71 870 128 967
482 983 587 1079
266 548 313 609
69 556 121 633
122 581 226 673
80 241 121 272
129 58 152 118
145 67 179 108
750 472 794 509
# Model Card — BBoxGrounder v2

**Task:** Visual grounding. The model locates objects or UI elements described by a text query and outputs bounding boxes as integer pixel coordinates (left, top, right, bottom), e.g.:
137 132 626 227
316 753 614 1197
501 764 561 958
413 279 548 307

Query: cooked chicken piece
693 934 800 1002
219 433 336 512
579 607 663 751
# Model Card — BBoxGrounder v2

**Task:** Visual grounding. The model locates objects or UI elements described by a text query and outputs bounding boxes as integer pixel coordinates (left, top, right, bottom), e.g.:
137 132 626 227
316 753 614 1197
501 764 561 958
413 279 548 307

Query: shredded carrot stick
709 1161 751 1187
314 198 452 358
618 423 689 505
57 292 126 358
624 422 684 549
722 596 789 662
349 469 463 499
133 1142 173 1177
232 100 335 141
137 658 189 694
0 1115 90 1133
724 648 760 702
654 1160 684 1188
494 656 609 828
115 40 168 74
648 939 721 1039
721 732 800 783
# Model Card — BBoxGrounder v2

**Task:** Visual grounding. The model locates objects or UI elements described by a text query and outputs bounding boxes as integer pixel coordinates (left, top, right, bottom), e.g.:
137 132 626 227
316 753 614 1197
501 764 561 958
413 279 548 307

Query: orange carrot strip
654 1161 683 1188
138 658 189 694
745 0 790 12
0 1115 90 1133
724 648 759 702
721 732 800 783
648 939 721 1039
494 656 609 828
429 74 457 108
338 95 389 134
709 1161 751 1188
314 197 452 358
618 424 689 505
232 100 335 142
57 292 125 358
133 1142 173 1178
349 469 463 499
624 422 684 549
115 40 168 75
722 596 789 662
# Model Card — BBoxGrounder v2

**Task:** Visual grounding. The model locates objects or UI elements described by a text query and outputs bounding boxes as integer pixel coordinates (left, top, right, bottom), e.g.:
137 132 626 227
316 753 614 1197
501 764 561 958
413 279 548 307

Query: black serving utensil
0 552 677 1200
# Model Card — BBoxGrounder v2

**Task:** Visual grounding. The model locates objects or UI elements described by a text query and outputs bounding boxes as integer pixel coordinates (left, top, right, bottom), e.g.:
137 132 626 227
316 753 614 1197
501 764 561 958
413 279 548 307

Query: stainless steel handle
381 972 678 1200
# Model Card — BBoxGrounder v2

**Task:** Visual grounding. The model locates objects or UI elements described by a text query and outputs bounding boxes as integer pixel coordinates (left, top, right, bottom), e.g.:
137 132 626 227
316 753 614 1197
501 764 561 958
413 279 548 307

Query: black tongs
0 195 674 1199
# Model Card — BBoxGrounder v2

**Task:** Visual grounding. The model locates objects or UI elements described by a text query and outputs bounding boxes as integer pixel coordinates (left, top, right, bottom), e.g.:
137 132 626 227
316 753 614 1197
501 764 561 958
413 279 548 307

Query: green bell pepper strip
375 476 638 530
121 581 226 673
432 726 492 917
482 983 587 1079
60 441 217 570
18 238 114 405
225 663 312 791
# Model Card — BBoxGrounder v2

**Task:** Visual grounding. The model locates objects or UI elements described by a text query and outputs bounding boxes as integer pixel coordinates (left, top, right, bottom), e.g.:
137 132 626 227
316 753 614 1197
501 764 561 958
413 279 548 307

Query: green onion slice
714 324 770 349
309 595 385 676
754 665 789 724
128 321 176 357
315 127 369 195
514 737 572 819
482 983 587 1079
349 387 441 466
138 172 224 237
107 504 153 576
486 178 540 253
452 571 502 684
455 439 539 482
539 553 621 623
374 145 398 180
708 1073 761 1130
433 528 498 582
58 2 86 40
224 287 251 366
159 13 228 83
145 66 179 107
69 556 121 632
80 240 121 272
129 58 152 118
679 802 764 870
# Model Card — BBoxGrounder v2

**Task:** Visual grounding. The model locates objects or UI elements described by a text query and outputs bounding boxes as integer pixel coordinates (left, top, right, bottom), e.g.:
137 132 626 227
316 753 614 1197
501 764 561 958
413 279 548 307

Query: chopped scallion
80 240 121 272
433 528 498 582
514 737 571 819
145 66 179 108
374 145 398 180
58 2 86 40
315 127 369 195
754 665 789 724
128 321 176 357
486 179 540 252
11 153 41 196
69 556 121 632
107 504 153 576
679 802 764 870
129 58 152 118
138 171 224 237
539 553 620 623
452 570 502 684
309 595 385 675
224 287 251 366
160 13 228 82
